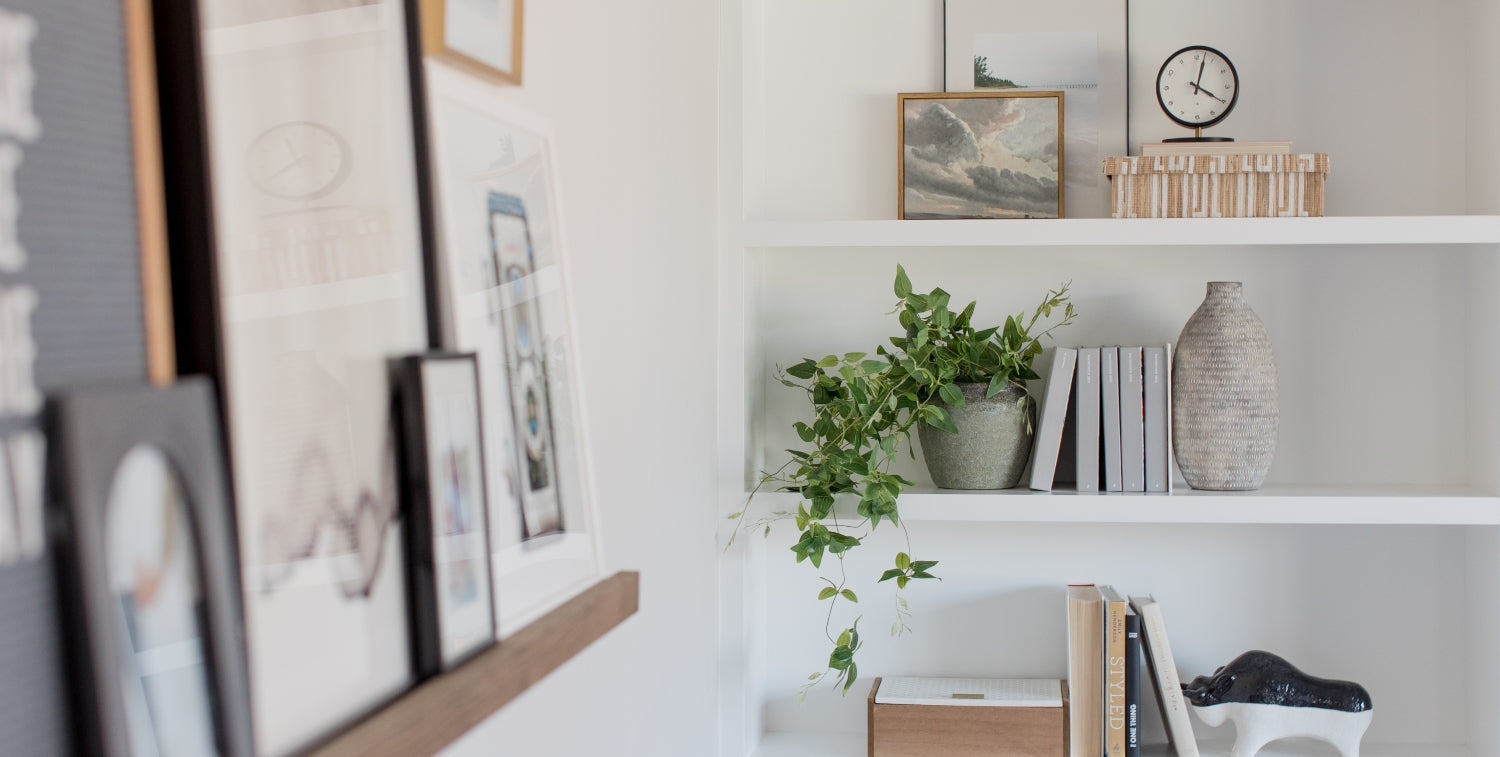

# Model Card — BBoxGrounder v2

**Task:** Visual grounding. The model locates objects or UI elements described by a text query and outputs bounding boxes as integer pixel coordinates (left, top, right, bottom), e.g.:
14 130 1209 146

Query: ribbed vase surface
1172 282 1278 490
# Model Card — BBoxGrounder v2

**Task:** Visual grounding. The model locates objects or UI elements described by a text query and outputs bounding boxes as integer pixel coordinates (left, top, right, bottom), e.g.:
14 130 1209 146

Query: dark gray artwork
0 0 150 754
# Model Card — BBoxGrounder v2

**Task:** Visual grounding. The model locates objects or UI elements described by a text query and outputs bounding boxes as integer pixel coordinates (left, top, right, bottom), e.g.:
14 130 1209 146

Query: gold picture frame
421 0 525 85
898 90 1065 220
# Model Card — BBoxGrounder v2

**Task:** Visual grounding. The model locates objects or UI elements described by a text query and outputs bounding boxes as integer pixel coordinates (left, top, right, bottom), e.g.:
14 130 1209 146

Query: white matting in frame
423 59 604 639
943 0 1127 219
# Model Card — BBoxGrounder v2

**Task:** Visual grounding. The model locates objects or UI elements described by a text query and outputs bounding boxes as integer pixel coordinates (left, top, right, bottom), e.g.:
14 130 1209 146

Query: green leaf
843 662 859 693
938 383 964 406
817 355 839 369
925 404 959 434
786 359 818 380
818 587 838 600
836 629 852 647
727 511 742 519
878 568 904 583
986 372 1007 398
841 589 858 603
896 575 910 589
896 552 911 571
844 352 867 363
894 265 912 298
794 422 816 442
861 359 888 374
910 560 939 571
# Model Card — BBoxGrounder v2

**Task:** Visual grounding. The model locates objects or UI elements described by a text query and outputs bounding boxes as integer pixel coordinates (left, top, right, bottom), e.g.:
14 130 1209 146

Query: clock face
244 121 351 201
1156 45 1239 130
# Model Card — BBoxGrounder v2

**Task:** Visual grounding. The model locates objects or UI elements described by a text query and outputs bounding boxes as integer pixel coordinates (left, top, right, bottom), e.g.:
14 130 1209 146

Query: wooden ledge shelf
308 571 640 757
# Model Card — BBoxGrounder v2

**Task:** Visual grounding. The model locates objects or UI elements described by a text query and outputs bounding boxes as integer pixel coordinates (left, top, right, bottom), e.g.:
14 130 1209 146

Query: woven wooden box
867 677 1068 757
1103 153 1329 218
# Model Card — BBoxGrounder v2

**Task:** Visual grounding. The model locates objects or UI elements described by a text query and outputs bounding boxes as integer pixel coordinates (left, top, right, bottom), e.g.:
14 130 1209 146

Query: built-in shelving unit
717 1 1500 756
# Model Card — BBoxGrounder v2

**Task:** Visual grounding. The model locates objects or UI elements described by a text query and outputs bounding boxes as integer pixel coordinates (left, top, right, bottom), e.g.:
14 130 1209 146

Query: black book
1124 604 1142 757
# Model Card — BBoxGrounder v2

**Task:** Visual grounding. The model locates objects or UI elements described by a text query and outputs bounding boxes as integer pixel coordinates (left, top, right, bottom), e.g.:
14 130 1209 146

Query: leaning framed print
153 2 429 753
48 378 254 757
396 352 497 677
899 91 1065 220
943 0 1127 218
419 0 524 85
420 60 604 639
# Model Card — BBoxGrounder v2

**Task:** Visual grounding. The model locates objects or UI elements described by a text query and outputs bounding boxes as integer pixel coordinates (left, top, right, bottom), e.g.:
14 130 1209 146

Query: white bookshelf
745 216 1500 249
716 1 1500 756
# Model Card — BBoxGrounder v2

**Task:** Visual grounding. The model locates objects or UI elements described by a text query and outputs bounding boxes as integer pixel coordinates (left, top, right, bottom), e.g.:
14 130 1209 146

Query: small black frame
396 352 498 679
47 377 254 757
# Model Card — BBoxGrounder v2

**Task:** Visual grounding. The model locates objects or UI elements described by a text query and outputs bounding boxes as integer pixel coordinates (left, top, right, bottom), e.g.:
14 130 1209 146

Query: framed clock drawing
153 2 429 753
420 60 604 639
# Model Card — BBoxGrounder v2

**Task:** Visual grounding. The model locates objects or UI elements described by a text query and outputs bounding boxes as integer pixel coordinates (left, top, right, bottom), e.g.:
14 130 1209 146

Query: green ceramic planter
916 382 1033 489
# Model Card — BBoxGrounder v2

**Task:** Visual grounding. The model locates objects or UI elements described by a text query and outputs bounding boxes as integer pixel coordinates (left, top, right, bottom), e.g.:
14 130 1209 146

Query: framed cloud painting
899 91 1063 220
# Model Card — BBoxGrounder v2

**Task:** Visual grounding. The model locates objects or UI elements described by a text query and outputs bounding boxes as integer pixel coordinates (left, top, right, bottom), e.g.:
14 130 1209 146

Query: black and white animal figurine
1181 650 1372 757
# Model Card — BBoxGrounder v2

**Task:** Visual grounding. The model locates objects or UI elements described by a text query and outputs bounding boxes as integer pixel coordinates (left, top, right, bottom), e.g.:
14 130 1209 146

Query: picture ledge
306 571 640 757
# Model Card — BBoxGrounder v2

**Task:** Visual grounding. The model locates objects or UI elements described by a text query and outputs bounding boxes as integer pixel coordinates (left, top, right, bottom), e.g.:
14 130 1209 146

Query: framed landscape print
419 0 524 85
943 0 1127 218
48 379 254 757
421 60 603 638
899 91 1064 220
153 2 428 753
397 353 497 676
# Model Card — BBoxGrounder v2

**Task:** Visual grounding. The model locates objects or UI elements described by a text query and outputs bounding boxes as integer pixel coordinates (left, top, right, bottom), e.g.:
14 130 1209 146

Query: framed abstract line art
943 0 1127 218
397 352 497 677
899 91 1065 220
153 2 429 753
420 60 604 639
48 378 254 757
419 0 524 85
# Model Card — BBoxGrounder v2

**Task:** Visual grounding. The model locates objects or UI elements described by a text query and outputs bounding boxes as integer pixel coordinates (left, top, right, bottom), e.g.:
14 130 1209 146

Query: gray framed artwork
47 379 254 757
943 0 1128 218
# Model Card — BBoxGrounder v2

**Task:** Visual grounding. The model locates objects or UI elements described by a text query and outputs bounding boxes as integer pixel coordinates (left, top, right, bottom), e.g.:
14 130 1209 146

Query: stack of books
1028 347 1172 493
1067 586 1198 757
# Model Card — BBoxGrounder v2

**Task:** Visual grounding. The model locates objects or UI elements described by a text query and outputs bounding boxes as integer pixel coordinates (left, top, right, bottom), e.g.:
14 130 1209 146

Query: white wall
442 1 720 755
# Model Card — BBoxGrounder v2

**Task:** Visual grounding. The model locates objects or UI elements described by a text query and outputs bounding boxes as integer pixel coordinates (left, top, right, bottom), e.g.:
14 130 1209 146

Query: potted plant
728 265 1074 696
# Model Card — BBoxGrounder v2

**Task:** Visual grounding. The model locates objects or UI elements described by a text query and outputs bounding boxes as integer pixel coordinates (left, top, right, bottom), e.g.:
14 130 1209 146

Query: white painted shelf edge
751 731 1474 757
743 216 1500 248
738 485 1500 525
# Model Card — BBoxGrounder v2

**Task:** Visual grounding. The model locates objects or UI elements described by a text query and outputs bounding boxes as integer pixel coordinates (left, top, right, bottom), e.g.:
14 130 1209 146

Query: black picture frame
47 377 254 757
397 353 497 678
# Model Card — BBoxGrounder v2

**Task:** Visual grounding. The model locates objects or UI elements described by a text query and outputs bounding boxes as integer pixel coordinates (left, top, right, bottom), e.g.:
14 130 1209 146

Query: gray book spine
1144 347 1169 492
1101 348 1122 492
1028 347 1078 491
1119 347 1145 492
1075 348 1100 492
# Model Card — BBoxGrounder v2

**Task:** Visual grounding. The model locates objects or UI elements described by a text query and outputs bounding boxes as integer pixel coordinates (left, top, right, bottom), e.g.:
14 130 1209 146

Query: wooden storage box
1103 153 1329 218
867 677 1068 757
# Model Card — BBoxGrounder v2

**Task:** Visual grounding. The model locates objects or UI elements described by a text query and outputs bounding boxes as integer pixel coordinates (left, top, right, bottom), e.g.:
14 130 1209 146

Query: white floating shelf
743 216 1500 248
740 484 1500 525
751 732 1473 757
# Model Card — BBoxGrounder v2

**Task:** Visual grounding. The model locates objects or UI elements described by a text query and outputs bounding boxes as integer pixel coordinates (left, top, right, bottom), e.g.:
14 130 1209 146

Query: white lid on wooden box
874 677 1063 708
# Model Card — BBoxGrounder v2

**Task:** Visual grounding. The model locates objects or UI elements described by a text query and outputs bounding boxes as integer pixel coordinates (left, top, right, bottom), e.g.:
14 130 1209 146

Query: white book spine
1165 343 1174 493
1130 597 1199 757
1118 348 1145 492
1144 347 1168 492
1101 348 1122 492
1028 347 1077 492
1075 348 1100 493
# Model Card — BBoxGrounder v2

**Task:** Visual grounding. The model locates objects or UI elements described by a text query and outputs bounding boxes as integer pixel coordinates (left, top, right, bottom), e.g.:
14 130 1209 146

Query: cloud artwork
902 95 1061 219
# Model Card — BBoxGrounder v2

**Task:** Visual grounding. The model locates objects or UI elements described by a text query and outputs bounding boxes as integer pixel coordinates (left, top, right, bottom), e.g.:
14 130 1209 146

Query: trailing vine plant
727 265 1074 698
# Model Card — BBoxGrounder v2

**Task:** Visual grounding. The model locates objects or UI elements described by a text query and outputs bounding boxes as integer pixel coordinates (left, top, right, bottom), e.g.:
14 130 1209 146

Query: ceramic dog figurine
1181 650 1372 757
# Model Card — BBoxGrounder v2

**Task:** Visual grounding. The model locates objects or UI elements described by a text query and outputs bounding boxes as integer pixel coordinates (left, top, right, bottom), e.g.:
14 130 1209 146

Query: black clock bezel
1155 45 1239 131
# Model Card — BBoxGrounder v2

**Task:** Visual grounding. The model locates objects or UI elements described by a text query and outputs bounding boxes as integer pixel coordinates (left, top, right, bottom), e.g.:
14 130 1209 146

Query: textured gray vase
1172 282 1279 490
917 382 1033 489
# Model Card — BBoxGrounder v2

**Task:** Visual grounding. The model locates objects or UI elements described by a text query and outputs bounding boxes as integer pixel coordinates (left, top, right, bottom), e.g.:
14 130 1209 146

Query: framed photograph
153 3 429 752
420 60 604 639
397 352 497 676
899 91 1064 220
419 0 524 85
943 0 1127 218
47 378 254 757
